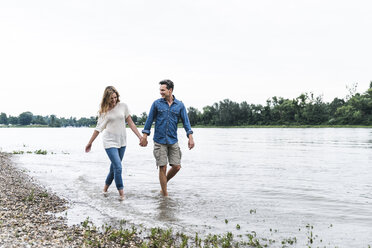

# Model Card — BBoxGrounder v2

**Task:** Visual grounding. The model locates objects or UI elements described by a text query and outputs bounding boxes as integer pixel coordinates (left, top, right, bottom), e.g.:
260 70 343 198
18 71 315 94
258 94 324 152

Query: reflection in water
156 197 179 222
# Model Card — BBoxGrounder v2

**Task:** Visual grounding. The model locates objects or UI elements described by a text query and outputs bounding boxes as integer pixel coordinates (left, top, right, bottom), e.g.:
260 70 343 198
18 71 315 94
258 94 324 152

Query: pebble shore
0 153 143 247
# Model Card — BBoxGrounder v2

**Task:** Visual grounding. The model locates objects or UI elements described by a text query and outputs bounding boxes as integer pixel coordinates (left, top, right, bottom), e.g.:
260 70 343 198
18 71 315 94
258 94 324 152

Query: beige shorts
153 142 182 167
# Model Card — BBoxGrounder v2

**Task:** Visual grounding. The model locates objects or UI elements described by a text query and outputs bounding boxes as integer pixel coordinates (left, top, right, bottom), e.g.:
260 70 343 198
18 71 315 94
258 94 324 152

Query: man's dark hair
159 79 174 90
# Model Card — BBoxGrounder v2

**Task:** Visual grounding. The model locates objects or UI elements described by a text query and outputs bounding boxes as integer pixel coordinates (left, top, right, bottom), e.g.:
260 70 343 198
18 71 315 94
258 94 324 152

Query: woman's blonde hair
99 86 120 115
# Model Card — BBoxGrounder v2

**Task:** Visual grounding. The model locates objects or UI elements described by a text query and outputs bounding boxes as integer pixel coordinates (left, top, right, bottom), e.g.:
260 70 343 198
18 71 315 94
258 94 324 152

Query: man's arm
140 102 156 146
180 104 195 150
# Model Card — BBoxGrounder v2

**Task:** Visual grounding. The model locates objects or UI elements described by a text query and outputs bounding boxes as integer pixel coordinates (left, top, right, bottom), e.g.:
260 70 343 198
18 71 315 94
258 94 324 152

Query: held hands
139 136 148 147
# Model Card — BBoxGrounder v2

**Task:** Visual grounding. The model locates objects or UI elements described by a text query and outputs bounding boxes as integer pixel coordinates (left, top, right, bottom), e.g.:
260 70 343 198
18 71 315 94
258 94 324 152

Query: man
140 79 195 196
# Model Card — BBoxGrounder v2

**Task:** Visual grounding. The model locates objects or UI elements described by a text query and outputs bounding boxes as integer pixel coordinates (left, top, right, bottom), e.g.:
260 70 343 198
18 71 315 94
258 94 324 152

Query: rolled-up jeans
104 146 126 190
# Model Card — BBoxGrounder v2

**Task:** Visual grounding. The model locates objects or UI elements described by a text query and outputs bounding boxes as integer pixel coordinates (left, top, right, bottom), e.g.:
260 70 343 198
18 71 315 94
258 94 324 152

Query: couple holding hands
85 80 195 200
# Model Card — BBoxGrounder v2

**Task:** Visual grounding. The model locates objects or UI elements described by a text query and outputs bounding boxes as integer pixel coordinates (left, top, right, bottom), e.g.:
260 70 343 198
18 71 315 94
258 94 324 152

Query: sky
1 0 371 118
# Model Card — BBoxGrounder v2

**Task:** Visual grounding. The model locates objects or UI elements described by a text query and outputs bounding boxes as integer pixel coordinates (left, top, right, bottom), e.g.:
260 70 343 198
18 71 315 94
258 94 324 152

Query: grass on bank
78 217 292 248
12 149 48 155
76 217 372 248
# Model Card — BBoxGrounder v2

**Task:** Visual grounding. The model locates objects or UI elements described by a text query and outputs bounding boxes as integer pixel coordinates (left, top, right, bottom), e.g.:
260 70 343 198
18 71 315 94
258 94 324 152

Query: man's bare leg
167 165 181 182
159 165 168 196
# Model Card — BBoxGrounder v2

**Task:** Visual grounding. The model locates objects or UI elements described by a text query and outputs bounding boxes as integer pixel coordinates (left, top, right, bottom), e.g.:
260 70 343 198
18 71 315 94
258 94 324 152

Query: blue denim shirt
142 96 193 145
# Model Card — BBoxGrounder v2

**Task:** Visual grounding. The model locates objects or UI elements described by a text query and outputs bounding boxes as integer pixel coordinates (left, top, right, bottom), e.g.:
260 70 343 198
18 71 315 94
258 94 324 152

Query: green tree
131 114 138 124
66 117 77 127
0 112 8 125
301 93 328 124
8 116 18 125
218 99 240 126
18 112 33 125
251 104 264 125
334 82 372 125
32 115 47 125
187 107 201 126
90 116 97 126
334 105 359 124
276 99 298 124
261 100 272 125
328 98 345 117
201 104 218 125
49 114 61 127
138 112 148 125
76 116 96 127
239 101 252 125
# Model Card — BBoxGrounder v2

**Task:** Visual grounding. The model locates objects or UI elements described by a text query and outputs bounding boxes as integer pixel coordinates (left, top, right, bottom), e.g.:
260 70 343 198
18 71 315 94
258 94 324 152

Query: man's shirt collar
160 95 179 104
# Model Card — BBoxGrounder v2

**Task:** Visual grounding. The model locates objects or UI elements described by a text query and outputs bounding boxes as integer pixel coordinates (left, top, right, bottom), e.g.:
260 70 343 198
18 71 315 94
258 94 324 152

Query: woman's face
109 92 118 107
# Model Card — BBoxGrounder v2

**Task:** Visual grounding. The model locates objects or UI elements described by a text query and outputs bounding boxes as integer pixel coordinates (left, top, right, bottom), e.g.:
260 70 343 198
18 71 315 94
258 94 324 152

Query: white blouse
95 102 131 149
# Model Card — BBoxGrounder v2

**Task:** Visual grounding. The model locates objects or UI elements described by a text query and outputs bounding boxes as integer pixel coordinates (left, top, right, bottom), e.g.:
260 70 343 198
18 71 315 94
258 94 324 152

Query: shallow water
0 127 371 247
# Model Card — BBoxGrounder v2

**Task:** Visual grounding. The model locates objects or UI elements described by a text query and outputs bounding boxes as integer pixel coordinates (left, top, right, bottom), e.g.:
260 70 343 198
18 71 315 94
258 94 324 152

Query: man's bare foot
119 195 125 201
160 190 168 197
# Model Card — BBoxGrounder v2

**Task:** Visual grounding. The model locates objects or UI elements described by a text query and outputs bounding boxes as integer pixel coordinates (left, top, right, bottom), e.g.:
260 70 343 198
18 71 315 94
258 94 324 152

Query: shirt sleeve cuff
142 129 151 135
187 130 193 137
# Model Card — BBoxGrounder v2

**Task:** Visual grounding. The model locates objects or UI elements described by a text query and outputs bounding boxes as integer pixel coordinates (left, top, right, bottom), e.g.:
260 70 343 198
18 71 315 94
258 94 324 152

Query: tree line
187 82 372 126
0 111 149 128
1 83 371 127
0 113 96 127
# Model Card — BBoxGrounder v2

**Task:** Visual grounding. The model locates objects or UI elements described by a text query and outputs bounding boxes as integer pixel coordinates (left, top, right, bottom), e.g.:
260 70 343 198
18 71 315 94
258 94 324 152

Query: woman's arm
85 130 99 152
126 115 143 141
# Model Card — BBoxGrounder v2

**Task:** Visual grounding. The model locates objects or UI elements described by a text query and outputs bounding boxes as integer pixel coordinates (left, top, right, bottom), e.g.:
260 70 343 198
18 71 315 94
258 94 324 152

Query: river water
0 127 371 247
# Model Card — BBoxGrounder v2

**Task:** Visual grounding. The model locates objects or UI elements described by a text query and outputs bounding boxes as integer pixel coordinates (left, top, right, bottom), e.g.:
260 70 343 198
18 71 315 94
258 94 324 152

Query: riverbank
0 153 143 247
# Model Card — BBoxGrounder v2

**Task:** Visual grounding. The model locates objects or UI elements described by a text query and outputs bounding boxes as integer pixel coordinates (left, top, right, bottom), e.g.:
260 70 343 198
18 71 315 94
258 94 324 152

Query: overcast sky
1 0 371 118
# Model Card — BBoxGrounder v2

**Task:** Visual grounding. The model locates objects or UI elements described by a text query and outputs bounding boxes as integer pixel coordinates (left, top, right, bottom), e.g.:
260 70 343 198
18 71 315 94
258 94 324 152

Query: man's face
160 84 172 99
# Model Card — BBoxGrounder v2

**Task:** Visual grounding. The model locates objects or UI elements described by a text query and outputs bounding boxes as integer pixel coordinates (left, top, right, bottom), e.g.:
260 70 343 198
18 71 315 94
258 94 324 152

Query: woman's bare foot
103 185 109 196
103 185 109 192
119 189 125 201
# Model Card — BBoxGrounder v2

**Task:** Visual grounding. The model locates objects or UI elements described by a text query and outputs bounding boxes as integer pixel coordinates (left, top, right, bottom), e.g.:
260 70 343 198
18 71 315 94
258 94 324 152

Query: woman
85 86 143 201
